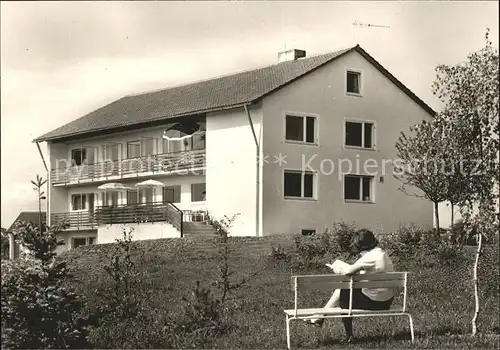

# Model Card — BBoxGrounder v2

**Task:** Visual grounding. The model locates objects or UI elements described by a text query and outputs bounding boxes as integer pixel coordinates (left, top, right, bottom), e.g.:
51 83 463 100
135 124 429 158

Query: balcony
51 202 184 234
94 202 183 232
50 149 205 186
51 211 98 230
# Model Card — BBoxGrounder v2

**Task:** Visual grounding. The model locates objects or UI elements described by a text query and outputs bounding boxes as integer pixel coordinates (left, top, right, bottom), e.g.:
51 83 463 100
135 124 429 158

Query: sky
1 1 499 228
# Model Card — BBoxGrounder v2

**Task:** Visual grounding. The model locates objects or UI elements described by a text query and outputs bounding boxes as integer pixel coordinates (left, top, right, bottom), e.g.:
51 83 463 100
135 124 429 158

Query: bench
284 272 414 349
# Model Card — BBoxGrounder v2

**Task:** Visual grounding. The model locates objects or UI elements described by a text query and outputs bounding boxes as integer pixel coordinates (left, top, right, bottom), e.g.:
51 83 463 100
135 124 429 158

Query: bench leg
407 314 415 343
286 315 291 349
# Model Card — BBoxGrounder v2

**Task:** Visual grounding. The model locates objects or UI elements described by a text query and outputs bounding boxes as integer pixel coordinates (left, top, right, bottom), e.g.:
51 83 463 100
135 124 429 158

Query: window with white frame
284 170 315 199
139 188 155 204
191 183 206 202
127 140 141 159
72 237 96 249
344 175 374 202
285 114 316 144
346 70 362 95
71 193 96 211
71 147 96 166
345 121 374 149
103 192 120 207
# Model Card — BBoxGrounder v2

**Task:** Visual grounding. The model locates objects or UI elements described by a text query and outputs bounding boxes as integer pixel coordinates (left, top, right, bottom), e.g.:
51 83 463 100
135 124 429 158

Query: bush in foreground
1 221 94 349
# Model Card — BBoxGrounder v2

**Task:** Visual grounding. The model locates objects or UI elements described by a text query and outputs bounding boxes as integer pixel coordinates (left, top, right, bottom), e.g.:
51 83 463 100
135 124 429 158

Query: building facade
35 45 435 251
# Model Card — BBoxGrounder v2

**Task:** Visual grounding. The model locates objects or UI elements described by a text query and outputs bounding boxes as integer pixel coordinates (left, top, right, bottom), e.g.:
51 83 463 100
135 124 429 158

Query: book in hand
326 259 351 274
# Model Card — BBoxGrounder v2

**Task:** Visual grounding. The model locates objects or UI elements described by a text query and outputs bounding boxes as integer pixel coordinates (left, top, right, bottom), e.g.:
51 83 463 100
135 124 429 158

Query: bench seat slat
353 280 405 288
284 307 405 317
295 280 351 291
292 272 407 281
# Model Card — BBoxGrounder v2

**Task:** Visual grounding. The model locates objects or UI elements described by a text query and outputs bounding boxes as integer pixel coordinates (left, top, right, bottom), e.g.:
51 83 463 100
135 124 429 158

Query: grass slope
62 236 499 349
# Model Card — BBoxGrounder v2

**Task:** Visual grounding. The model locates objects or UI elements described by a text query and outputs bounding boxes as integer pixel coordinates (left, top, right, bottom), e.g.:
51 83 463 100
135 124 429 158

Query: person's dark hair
350 229 378 254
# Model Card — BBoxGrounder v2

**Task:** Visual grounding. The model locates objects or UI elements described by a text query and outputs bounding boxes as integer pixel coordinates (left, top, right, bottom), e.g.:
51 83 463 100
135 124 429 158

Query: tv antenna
353 21 391 29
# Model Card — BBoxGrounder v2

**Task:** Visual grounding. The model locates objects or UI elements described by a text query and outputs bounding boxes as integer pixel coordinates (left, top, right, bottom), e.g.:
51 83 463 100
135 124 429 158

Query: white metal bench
284 272 414 349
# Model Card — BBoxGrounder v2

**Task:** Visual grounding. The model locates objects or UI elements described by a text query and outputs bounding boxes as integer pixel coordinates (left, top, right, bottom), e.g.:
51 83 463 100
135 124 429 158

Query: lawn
61 235 499 349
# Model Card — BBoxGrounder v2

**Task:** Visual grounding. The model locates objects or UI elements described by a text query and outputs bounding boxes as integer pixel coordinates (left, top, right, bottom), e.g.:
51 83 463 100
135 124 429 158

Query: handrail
51 149 206 185
94 202 183 234
167 202 184 237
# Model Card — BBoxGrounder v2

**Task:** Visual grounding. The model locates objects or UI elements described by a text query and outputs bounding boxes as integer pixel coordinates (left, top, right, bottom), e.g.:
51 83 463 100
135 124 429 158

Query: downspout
36 141 49 173
244 104 261 237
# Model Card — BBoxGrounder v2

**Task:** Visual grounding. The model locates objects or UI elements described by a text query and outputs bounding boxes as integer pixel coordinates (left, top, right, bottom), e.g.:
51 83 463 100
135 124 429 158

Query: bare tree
31 175 47 233
432 29 499 335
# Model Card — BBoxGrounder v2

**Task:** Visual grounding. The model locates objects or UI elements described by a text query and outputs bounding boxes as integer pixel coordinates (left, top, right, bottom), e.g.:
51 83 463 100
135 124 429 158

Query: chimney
278 49 306 63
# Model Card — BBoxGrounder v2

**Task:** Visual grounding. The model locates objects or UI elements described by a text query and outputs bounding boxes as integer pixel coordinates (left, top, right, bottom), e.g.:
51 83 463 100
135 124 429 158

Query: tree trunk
450 202 455 227
38 192 42 233
434 201 441 237
472 232 482 336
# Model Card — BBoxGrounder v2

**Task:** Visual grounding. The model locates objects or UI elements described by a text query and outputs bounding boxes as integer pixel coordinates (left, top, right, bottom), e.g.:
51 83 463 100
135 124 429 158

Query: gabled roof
34 45 436 142
7 212 47 232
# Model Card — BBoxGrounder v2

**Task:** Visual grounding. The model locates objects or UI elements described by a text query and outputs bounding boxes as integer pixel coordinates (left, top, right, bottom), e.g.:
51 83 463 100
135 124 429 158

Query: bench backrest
290 272 409 316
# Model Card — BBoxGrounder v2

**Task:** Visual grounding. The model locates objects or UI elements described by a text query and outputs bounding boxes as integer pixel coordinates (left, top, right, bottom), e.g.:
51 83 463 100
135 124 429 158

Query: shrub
88 228 172 348
329 221 357 254
179 281 222 333
449 219 489 245
293 234 330 268
1 221 94 349
269 245 291 263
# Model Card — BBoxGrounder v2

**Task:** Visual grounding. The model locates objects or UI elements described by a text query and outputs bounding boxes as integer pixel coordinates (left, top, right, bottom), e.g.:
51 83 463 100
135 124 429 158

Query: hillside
61 236 499 349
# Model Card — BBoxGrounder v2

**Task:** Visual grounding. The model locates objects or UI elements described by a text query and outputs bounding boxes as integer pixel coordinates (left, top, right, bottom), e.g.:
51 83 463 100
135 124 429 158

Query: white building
34 45 435 252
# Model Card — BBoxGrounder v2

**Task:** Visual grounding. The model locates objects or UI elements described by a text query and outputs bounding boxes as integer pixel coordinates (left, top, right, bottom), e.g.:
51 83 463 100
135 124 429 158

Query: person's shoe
303 318 324 328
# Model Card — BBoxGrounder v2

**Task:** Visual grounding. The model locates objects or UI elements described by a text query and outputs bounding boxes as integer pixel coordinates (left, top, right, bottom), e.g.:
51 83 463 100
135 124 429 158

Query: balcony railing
94 202 184 235
51 211 97 230
51 149 205 185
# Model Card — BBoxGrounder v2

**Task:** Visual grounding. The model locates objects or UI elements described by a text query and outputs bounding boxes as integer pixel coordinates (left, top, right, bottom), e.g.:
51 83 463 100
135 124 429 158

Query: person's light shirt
353 247 395 301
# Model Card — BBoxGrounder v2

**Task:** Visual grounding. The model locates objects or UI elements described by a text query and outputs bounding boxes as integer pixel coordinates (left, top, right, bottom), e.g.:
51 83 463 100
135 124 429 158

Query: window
71 148 86 166
72 237 95 249
344 175 373 202
301 229 316 236
346 71 361 94
103 192 120 206
71 147 95 166
127 190 138 205
103 144 120 161
141 138 156 157
71 194 87 210
345 121 374 149
140 188 155 204
285 115 316 144
126 138 157 158
127 141 141 158
191 183 206 202
71 193 95 211
284 170 315 199
163 186 181 204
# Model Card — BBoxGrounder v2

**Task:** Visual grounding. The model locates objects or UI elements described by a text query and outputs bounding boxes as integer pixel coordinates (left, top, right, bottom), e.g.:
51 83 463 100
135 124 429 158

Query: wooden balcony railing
51 149 205 185
51 211 97 230
94 202 184 236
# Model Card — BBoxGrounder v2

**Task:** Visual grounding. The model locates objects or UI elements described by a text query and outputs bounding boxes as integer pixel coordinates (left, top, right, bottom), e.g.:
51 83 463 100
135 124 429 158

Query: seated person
305 229 395 342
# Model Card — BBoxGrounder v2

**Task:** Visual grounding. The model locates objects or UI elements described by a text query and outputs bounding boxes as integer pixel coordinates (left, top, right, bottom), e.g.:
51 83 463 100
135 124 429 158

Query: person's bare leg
342 316 354 341
308 289 341 323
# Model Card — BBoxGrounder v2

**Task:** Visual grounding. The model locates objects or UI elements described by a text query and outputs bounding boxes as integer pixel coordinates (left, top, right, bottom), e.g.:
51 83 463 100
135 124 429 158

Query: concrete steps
182 221 217 237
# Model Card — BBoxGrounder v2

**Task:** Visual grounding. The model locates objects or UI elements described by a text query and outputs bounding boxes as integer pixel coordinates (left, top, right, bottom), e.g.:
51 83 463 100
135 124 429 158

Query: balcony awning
135 179 166 188
163 121 204 141
97 183 135 192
